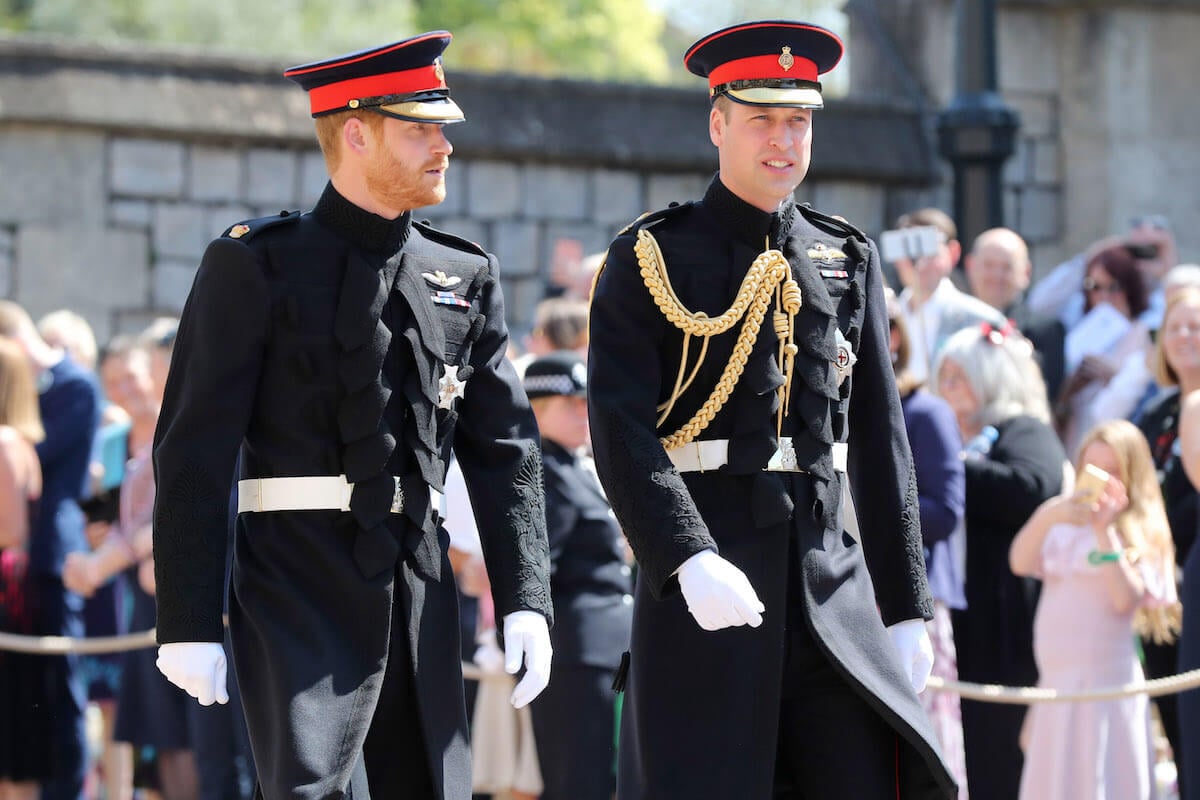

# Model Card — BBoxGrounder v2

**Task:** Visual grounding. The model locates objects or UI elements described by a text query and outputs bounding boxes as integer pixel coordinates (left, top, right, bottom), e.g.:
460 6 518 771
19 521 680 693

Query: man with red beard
151 32 553 800
588 20 956 799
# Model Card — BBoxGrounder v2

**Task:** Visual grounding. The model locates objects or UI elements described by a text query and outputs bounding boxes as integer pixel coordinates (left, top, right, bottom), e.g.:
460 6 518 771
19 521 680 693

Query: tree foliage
3 0 670 83
413 0 668 82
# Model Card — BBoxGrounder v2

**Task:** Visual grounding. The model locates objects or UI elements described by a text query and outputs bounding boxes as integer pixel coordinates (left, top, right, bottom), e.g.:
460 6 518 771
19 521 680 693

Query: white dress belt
237 475 420 514
666 439 848 474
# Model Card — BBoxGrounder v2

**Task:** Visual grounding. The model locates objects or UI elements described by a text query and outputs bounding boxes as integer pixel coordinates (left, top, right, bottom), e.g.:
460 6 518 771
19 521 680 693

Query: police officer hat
523 351 587 400
684 20 844 110
284 31 465 124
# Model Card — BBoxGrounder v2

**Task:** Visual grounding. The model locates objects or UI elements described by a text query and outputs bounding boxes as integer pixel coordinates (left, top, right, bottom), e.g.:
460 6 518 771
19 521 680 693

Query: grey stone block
506 275 547 333
153 202 212 262
0 247 11 299
15 225 150 322
1031 139 1060 186
646 174 708 212
110 200 153 229
245 148 298 209
436 156 465 217
542 222 611 264
1016 187 1060 244
1003 138 1031 187
491 221 541 280
809 182 886 238
592 169 643 226
206 204 255 239
1005 188 1020 232
298 150 328 209
111 138 186 198
1011 92 1057 139
0 128 107 225
152 258 200 312
521 165 589 221
189 146 243 202
0 227 12 255
999 9 1059 93
466 161 522 219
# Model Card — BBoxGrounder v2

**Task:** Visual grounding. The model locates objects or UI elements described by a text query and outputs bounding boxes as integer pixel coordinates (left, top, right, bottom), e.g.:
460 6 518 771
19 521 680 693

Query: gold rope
634 228 798 449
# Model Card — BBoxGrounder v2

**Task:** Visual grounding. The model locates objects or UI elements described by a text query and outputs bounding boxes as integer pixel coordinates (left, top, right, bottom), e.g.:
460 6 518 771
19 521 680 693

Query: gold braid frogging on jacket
633 228 801 450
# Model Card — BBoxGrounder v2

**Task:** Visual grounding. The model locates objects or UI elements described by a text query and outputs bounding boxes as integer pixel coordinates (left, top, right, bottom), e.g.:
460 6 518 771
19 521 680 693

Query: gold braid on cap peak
634 228 801 449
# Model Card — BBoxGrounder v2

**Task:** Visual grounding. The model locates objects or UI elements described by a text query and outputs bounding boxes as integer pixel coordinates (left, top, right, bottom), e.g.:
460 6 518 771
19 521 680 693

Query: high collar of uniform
703 175 797 250
313 182 412 255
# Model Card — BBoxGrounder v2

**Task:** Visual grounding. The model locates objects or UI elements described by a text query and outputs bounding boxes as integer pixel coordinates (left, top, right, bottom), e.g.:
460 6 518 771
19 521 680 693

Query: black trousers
530 664 617 800
772 590 902 799
772 536 903 800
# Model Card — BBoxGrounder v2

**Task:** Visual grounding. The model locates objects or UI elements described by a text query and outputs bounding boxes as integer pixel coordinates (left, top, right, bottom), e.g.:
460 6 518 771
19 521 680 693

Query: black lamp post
936 0 1020 247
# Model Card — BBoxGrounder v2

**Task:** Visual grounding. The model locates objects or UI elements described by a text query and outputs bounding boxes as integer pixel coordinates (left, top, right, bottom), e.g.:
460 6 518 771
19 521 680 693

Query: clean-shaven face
710 101 813 212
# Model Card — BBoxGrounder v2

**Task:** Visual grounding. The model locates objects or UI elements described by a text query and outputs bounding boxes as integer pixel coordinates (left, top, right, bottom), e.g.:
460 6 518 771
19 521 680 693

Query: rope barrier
6 628 1200 701
0 627 513 683
924 669 1200 704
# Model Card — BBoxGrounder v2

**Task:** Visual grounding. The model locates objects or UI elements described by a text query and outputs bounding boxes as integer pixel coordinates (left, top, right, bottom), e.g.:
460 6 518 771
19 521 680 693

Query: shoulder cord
634 228 801 449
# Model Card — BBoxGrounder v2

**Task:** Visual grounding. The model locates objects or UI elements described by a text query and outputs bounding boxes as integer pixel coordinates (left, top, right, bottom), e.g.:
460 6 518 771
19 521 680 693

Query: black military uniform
152 34 551 800
588 21 956 800
522 352 633 800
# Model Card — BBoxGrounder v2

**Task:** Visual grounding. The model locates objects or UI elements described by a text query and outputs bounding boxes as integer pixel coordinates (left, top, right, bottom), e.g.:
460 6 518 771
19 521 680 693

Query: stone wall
0 34 937 341
850 0 1200 274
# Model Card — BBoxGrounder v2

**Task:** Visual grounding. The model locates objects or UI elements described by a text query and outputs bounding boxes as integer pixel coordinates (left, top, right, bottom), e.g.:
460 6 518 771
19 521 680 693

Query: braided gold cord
633 228 792 449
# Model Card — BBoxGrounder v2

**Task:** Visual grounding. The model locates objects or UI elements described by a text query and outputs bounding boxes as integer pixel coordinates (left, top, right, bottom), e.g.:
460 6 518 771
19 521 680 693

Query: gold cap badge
434 61 445 83
779 46 795 71
229 224 250 239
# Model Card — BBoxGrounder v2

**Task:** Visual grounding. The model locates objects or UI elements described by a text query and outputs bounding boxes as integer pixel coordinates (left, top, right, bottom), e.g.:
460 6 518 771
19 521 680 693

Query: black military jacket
152 183 551 799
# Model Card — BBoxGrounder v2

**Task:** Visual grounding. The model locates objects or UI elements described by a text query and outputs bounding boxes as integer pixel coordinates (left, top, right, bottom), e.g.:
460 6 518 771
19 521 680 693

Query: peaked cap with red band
684 20 844 110
284 31 464 124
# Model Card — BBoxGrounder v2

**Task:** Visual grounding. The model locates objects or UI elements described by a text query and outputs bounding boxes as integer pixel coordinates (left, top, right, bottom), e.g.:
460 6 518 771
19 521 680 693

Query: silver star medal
438 364 467 409
834 328 857 387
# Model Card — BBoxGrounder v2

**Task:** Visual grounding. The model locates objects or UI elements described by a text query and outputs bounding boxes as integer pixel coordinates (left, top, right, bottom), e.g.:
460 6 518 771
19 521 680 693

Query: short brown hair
1085 245 1149 317
314 110 385 173
896 208 957 244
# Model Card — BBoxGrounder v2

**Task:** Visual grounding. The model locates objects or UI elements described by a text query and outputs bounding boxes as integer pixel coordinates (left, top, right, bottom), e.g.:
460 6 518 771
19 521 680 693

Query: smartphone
1073 463 1111 505
879 226 943 264
1126 242 1159 260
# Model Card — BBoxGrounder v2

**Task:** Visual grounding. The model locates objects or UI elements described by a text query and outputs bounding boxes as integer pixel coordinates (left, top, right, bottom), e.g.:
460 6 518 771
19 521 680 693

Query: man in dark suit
523 351 632 800
964 226 1066 398
588 20 956 800
151 32 553 800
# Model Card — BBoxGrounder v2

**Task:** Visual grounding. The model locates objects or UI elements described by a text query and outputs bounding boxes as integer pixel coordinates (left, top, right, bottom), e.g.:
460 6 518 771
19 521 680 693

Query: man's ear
342 116 372 158
709 106 725 148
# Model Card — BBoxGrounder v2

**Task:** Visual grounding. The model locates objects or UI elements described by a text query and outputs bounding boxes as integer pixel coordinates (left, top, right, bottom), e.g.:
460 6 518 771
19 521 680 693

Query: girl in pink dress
1010 419 1179 800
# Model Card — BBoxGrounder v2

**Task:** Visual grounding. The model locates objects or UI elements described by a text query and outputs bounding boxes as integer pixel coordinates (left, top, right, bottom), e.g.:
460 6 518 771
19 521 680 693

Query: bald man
964 227 1066 398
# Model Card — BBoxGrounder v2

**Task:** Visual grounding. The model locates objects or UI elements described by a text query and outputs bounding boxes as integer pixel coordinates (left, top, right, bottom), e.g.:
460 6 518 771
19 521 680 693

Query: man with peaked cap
522 351 633 800
150 31 553 800
588 20 957 798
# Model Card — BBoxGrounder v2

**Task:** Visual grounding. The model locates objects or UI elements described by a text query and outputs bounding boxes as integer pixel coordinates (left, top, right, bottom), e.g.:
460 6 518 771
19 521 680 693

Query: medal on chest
438 364 467 409
834 328 857 387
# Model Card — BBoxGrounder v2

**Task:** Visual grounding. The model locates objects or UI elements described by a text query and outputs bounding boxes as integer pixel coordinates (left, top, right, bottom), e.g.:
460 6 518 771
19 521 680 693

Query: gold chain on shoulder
634 228 801 449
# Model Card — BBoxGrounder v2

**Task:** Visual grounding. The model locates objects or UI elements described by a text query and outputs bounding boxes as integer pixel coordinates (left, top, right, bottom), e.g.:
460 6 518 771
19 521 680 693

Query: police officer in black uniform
522 351 632 800
588 21 957 799
151 32 553 800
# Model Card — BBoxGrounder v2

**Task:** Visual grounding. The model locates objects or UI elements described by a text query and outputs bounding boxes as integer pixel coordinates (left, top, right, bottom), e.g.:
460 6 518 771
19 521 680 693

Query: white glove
503 610 552 709
886 618 934 693
156 642 229 706
676 549 764 631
